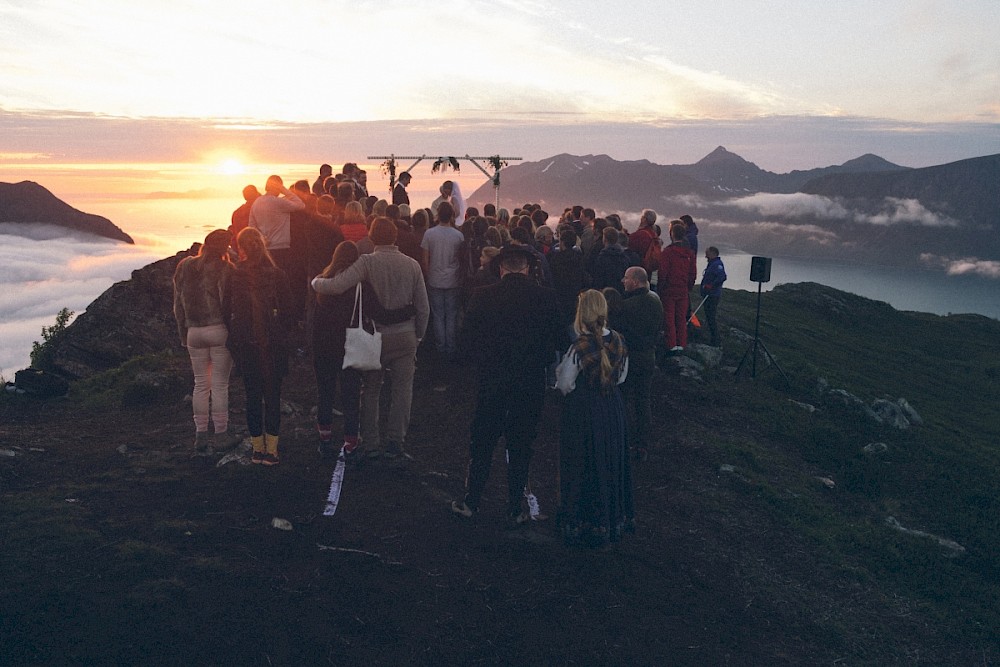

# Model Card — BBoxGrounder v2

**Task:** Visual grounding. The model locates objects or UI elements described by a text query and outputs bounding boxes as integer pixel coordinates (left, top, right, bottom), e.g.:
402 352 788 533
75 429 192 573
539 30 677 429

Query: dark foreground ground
2 297 998 665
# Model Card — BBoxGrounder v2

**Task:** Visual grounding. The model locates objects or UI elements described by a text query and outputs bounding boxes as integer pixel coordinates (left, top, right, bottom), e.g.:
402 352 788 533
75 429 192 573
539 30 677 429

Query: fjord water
720 251 1000 319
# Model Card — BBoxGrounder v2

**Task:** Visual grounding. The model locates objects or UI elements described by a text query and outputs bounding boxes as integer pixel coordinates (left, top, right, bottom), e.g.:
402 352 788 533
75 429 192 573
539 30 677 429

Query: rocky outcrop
0 181 134 243
884 516 965 557
816 377 923 430
45 250 190 378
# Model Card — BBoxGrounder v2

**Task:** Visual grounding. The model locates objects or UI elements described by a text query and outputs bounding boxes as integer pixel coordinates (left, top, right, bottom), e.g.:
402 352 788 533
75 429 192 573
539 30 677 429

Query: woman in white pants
173 229 236 453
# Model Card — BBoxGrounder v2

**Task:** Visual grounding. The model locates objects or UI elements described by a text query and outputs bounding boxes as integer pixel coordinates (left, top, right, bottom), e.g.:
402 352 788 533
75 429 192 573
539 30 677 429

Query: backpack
643 236 662 274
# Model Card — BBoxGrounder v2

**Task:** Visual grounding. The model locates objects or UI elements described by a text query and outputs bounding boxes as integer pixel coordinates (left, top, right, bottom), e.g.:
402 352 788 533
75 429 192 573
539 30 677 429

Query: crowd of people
171 162 727 548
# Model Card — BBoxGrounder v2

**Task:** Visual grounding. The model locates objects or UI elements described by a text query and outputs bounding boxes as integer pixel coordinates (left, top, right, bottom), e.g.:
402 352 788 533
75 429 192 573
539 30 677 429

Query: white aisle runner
323 450 347 516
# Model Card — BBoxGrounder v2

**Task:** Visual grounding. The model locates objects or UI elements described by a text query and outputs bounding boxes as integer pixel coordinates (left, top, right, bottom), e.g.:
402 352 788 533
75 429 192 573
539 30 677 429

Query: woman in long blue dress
556 289 635 547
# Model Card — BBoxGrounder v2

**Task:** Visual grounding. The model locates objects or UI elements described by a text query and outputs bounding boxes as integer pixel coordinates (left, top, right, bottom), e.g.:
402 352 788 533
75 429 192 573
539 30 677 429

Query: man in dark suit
613 266 663 461
451 246 563 526
392 171 411 206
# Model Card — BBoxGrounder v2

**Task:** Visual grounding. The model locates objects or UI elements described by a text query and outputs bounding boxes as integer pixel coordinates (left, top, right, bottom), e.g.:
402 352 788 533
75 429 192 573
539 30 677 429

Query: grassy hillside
2 282 999 664
715 284 1000 653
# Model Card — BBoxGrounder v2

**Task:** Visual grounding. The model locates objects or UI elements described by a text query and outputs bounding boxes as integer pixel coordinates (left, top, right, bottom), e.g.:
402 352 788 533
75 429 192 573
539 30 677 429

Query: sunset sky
2 0 999 374
1 0 998 174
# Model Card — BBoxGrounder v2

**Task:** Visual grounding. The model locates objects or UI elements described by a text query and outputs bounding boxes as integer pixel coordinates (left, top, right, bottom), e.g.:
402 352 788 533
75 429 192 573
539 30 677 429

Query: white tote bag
342 283 382 371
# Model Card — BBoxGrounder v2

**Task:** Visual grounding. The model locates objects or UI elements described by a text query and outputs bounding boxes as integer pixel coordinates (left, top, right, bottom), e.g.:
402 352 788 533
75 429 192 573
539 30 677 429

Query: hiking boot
318 438 334 457
250 435 265 464
343 444 365 468
194 432 210 454
260 452 279 466
263 434 280 466
387 452 414 468
384 441 413 467
450 500 474 519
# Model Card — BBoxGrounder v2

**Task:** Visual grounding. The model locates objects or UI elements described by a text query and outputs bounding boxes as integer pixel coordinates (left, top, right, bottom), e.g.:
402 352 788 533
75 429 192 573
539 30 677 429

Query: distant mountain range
468 148 1000 267
469 147 915 208
801 153 1000 227
0 181 134 243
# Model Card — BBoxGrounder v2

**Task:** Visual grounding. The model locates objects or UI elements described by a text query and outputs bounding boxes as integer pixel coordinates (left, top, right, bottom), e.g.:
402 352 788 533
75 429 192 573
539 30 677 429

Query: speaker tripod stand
733 281 789 383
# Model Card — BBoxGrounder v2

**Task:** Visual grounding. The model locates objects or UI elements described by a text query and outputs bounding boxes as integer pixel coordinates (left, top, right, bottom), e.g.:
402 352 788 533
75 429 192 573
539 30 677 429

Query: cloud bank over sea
0 224 164 377
649 192 961 229
920 254 1000 279
726 194 959 227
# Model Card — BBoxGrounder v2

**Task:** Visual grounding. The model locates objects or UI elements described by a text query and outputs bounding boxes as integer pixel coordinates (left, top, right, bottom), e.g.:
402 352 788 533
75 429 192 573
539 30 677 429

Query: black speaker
750 256 772 283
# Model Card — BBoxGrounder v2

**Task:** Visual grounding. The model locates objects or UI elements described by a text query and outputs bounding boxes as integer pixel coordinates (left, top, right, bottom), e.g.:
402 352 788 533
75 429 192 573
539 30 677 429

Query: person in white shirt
420 201 466 359
248 174 304 268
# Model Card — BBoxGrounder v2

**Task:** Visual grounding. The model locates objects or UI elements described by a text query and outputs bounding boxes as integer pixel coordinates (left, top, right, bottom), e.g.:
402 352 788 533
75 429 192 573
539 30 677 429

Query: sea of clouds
0 224 165 378
676 192 960 227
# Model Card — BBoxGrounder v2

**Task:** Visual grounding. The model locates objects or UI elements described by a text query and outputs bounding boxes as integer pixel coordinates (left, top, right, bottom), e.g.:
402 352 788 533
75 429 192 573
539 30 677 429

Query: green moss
70 352 186 409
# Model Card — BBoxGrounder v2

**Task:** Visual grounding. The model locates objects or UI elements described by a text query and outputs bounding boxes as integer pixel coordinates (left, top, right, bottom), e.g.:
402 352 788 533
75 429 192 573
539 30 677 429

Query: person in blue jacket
700 247 727 347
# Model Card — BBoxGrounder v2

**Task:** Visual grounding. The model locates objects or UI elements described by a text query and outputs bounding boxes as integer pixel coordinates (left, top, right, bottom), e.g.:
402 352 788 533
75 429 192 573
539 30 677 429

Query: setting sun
217 158 245 175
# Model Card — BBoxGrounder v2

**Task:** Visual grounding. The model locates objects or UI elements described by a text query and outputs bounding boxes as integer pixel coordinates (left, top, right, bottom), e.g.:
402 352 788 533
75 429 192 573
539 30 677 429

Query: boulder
689 343 723 368
672 355 704 380
885 516 965 557
728 327 753 344
863 442 889 455
14 368 70 398
826 388 867 408
871 398 921 429
897 398 923 425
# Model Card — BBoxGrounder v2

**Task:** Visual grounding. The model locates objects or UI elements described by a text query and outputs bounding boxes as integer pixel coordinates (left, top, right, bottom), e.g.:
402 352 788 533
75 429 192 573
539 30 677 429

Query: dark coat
394 222 423 266
611 287 663 360
686 221 699 255
591 245 632 294
305 213 345 277
548 246 589 326
225 260 294 379
392 182 409 206
700 257 727 297
459 273 562 382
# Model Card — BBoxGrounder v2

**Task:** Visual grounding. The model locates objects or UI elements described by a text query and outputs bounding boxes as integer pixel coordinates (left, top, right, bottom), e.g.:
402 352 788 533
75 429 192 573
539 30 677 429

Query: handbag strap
349 283 363 327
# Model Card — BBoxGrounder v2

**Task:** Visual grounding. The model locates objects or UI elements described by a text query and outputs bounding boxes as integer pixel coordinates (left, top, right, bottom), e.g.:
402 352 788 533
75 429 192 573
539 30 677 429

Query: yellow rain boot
251 435 265 464
262 433 280 466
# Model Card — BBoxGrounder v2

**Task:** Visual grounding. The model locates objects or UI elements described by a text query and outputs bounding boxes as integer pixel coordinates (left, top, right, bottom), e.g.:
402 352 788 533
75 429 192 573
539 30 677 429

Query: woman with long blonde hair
555 289 634 547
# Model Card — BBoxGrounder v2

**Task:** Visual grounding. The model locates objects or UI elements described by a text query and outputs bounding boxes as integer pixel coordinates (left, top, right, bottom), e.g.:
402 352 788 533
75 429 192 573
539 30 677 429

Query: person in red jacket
656 221 696 352
627 208 658 262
